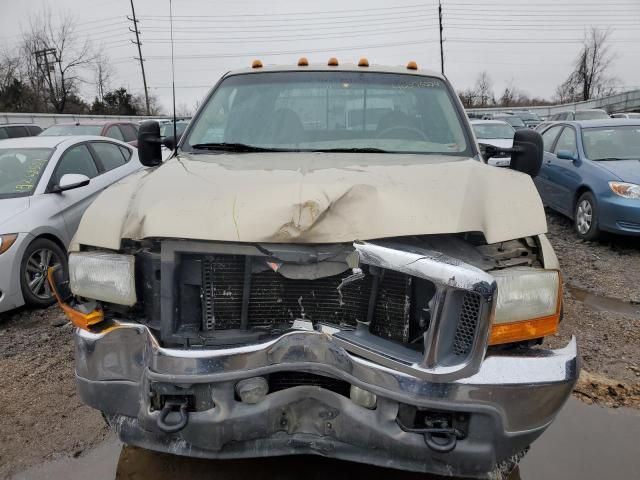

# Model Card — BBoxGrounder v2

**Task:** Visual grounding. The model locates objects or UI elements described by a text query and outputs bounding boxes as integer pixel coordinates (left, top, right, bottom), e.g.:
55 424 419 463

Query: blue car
534 119 640 240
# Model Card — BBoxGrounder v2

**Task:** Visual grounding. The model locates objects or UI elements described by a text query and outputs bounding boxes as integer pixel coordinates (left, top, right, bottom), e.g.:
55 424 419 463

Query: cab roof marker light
358 58 369 67
298 57 309 66
407 60 418 70
328 57 339 66
251 59 263 68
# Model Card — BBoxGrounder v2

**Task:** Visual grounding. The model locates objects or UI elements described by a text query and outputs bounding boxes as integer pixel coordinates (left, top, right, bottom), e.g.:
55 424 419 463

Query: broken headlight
69 251 137 306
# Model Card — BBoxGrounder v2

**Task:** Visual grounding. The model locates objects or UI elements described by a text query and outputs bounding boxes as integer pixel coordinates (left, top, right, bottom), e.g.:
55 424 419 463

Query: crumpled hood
595 160 640 184
0 197 30 230
71 152 547 250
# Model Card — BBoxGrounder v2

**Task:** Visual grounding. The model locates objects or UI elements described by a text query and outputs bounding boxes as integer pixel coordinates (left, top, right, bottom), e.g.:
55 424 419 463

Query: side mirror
137 120 162 167
54 174 90 193
509 128 543 177
556 150 578 161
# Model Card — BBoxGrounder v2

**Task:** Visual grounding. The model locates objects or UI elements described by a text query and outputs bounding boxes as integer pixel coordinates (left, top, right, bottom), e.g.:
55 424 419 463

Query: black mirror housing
163 136 176 152
138 120 162 167
509 129 543 177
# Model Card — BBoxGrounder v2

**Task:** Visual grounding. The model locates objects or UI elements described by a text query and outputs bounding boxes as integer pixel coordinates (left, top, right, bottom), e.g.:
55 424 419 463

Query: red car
40 121 139 146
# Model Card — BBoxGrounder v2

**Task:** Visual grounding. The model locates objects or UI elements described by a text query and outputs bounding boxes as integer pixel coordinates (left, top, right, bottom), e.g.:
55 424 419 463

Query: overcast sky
1 0 639 114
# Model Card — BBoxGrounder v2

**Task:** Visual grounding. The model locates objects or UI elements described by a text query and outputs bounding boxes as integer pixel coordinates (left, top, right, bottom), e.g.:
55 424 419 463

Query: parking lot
0 211 638 479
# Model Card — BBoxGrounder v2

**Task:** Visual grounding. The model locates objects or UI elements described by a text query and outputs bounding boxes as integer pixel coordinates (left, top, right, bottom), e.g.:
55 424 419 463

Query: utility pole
128 0 150 115
34 47 58 91
438 0 445 76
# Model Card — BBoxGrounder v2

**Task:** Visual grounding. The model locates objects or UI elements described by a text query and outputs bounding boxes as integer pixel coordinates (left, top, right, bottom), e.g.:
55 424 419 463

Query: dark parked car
548 109 609 121
0 123 43 140
40 121 139 146
491 114 526 130
535 119 640 239
511 111 542 128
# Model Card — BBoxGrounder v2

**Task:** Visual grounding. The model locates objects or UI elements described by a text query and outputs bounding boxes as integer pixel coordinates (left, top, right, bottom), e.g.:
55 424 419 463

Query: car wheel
574 192 600 241
19 238 66 307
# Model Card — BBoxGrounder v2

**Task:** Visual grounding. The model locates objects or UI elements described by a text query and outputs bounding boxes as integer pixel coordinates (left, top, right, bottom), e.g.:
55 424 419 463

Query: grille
370 270 412 342
452 292 481 356
202 255 244 330
196 254 430 346
268 371 350 397
249 270 372 327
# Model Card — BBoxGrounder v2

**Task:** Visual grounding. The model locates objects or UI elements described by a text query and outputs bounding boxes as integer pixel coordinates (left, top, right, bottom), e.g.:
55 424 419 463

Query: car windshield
41 124 103 136
496 116 525 127
582 126 640 160
184 71 471 156
472 123 515 140
0 148 53 198
575 110 609 120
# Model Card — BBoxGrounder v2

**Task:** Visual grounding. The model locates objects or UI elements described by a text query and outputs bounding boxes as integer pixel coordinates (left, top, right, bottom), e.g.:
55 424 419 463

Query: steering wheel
375 125 429 141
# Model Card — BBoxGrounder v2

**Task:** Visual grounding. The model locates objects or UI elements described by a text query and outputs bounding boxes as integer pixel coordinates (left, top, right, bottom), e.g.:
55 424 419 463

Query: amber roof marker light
358 58 369 67
298 57 309 66
251 59 263 68
327 57 339 66
407 61 418 70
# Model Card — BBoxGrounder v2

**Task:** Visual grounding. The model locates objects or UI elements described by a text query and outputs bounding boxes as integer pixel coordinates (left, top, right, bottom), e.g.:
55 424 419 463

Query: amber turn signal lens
251 59 263 68
298 57 309 66
0 233 18 255
327 57 339 66
406 60 418 70
47 266 104 331
488 314 560 345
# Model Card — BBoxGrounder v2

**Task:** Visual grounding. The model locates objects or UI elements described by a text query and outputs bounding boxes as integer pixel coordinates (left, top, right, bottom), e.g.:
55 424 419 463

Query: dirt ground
0 211 638 478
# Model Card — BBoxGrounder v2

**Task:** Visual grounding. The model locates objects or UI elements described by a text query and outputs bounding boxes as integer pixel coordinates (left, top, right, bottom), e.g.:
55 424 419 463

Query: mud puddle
567 285 640 319
13 398 640 480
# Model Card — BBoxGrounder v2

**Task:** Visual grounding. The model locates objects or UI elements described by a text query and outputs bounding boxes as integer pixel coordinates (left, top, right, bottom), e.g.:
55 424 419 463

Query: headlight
489 268 561 345
609 182 640 199
0 233 18 255
69 252 136 306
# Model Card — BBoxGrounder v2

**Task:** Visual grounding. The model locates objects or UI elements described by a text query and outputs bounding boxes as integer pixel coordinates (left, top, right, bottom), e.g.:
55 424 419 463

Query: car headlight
489 268 562 345
609 182 640 199
0 233 18 255
69 252 136 306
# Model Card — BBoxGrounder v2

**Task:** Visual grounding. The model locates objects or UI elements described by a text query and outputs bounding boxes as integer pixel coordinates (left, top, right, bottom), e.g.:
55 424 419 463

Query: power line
143 38 437 61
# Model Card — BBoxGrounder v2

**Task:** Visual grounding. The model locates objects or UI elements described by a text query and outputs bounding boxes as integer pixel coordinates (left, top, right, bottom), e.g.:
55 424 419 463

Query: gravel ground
0 212 638 477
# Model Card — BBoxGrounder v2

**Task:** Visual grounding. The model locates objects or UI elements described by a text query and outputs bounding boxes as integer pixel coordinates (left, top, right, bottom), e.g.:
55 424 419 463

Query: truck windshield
0 148 53 198
185 71 471 156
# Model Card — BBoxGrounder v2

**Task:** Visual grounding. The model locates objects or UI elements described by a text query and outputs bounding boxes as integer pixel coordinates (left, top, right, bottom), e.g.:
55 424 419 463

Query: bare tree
556 28 617 103
21 8 94 113
475 71 494 107
93 52 113 104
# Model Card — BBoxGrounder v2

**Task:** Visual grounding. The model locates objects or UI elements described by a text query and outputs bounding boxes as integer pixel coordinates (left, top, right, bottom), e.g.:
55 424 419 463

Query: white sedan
0 136 142 313
470 120 516 167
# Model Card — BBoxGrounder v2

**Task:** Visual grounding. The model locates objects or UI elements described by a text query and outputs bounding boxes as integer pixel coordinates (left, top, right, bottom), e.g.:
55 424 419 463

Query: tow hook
402 425 464 453
156 398 189 433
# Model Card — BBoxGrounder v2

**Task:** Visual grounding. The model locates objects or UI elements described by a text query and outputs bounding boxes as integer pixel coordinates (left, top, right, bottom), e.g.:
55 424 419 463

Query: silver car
0 136 142 313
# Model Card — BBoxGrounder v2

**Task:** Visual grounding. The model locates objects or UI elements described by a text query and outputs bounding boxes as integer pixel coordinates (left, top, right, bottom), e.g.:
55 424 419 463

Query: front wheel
574 192 600 241
19 238 67 307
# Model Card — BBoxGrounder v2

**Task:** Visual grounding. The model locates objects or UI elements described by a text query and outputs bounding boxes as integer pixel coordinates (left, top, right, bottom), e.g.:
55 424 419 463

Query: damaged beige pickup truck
50 62 578 478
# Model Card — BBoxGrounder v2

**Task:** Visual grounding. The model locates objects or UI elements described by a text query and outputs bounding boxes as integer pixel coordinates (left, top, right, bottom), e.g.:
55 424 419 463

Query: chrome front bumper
75 323 578 477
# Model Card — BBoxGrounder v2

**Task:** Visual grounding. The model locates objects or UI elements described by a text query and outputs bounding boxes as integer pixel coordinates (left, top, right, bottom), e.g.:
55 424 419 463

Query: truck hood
0 197 30 230
71 152 547 250
594 160 640 184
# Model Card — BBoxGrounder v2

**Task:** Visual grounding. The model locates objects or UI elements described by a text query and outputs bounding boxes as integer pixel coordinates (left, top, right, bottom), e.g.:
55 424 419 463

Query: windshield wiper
595 157 635 161
190 143 297 152
310 147 390 153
